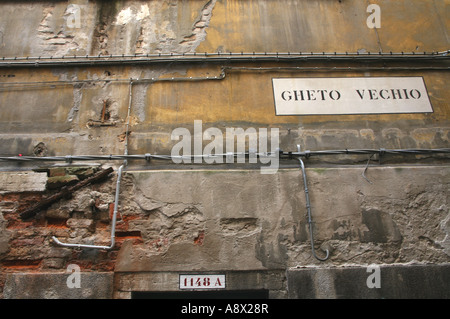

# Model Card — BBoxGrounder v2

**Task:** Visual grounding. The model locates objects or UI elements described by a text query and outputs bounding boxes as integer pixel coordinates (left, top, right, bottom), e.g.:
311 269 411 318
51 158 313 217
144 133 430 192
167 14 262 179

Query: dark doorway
132 289 269 299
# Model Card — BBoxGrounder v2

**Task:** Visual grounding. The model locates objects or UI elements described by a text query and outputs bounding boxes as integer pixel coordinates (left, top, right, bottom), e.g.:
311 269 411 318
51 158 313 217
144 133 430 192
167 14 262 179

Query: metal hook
298 154 330 261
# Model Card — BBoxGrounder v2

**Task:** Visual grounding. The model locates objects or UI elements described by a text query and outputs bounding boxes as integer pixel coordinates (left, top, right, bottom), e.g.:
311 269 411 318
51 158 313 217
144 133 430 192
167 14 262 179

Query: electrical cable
0 148 448 163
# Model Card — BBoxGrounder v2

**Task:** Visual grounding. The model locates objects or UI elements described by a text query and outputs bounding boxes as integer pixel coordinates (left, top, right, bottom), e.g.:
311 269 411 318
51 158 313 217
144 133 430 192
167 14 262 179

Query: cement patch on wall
114 270 286 299
3 272 113 299
113 165 449 273
0 171 47 194
287 263 450 299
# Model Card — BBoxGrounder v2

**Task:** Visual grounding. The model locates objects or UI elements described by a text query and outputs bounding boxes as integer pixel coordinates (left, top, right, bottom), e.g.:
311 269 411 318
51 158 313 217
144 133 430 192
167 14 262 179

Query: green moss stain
312 168 327 175
97 0 121 24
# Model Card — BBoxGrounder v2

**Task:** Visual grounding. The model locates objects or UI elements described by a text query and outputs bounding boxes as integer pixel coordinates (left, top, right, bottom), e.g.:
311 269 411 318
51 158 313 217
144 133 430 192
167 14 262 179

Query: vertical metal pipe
107 164 124 249
124 79 133 161
299 157 329 261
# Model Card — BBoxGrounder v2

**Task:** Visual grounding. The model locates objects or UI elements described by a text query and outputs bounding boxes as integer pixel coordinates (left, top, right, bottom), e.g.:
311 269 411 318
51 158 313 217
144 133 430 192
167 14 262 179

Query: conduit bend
52 164 124 250
14 147 449 251
298 155 330 262
52 79 134 250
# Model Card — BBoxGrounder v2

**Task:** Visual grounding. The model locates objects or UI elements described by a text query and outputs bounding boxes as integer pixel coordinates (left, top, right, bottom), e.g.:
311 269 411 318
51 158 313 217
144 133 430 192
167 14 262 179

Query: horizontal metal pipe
0 148 448 163
1 65 449 91
52 164 124 250
51 236 112 250
2 50 449 61
0 74 225 87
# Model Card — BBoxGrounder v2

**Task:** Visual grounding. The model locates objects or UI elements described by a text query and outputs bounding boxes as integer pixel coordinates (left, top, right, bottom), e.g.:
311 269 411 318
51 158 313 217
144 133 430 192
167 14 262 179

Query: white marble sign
180 274 226 290
272 77 433 115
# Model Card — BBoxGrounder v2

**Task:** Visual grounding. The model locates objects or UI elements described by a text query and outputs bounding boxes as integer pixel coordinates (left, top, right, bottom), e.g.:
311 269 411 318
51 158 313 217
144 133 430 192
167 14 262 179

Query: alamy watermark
66 263 81 289
65 4 82 29
366 264 381 289
171 120 279 174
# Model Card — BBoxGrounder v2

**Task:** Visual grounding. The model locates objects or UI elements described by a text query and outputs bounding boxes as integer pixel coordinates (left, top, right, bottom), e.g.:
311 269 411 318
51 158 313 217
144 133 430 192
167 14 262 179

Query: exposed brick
42 258 65 269
122 215 139 223
115 231 142 240
1 259 42 270
109 203 121 220
96 261 116 272
1 193 21 202
66 218 94 230
69 167 96 180
69 260 93 271
10 237 45 247
45 208 70 219
46 175 79 190
193 230 205 246
5 218 33 230
46 218 68 228
48 167 66 177
0 201 17 212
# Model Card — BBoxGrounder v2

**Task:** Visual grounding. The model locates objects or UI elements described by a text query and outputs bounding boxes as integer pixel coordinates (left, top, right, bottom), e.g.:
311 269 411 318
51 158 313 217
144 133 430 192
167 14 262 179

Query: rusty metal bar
297 145 330 262
52 165 123 250
19 167 114 220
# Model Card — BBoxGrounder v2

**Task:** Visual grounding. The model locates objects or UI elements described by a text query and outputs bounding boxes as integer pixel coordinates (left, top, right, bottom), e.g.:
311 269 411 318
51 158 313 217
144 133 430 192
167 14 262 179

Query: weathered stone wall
0 0 449 299
0 0 448 159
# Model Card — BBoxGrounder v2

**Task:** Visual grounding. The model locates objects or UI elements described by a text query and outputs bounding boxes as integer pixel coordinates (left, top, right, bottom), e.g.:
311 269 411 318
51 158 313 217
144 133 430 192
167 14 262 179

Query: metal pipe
0 50 448 68
298 145 329 262
51 79 135 249
0 70 225 88
52 164 124 250
9 147 448 251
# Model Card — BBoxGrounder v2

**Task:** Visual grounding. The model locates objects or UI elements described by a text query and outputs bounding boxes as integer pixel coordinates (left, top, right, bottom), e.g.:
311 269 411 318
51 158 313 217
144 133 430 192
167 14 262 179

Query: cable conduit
1 148 448 163
9 146 447 251
51 79 134 250
299 156 330 261
51 164 124 250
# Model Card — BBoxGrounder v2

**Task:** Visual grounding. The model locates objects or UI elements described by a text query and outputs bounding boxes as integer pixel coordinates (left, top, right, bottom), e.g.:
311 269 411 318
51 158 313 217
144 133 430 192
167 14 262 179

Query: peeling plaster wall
0 0 448 157
197 0 450 53
0 66 448 159
113 166 450 272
